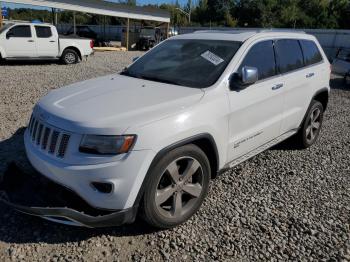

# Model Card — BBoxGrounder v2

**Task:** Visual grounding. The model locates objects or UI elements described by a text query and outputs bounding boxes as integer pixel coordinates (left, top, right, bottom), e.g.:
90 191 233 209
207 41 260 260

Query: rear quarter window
275 39 304 74
300 40 323 66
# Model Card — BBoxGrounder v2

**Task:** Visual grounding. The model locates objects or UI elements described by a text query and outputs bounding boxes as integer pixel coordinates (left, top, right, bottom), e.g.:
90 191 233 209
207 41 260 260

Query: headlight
79 135 136 155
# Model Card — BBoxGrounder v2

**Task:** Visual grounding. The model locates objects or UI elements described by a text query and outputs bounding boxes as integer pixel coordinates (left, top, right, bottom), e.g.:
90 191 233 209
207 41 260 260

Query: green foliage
4 0 350 29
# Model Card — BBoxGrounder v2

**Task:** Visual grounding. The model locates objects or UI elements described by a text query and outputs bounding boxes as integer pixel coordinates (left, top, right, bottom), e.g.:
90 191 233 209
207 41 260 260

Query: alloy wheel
306 107 321 144
65 53 76 64
155 157 204 219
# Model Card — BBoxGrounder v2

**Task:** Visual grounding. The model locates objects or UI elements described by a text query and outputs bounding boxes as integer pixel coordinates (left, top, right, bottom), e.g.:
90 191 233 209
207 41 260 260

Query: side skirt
224 129 298 170
5 57 59 61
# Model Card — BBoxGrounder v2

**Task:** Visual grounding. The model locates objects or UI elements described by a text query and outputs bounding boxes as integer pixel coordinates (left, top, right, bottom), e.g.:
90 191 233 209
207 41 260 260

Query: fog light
91 182 113 194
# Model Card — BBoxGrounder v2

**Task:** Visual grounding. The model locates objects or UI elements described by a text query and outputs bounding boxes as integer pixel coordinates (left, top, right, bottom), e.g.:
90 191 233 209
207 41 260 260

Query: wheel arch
313 87 329 111
133 133 220 208
62 46 82 60
299 87 329 129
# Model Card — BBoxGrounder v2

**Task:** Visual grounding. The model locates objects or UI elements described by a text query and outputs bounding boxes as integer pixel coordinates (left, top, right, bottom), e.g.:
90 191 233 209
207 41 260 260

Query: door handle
28 40 34 42
50 40 56 43
306 73 315 78
272 83 284 90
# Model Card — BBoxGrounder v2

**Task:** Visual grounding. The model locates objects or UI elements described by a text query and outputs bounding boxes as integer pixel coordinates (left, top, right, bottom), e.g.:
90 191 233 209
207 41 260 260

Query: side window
275 39 304 74
35 26 52 38
238 40 276 81
8 25 31 38
300 40 323 65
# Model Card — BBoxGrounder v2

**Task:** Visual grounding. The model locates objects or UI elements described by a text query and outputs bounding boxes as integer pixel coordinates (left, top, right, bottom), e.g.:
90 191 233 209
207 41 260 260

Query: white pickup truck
0 23 94 64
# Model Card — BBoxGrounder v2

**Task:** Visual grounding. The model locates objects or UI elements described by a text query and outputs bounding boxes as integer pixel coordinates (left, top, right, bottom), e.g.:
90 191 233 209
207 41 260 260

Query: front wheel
140 144 210 229
61 49 80 65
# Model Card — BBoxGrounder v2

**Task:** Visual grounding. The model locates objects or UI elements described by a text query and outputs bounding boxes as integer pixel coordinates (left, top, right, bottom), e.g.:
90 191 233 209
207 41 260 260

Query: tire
294 100 324 149
61 49 80 65
140 144 211 229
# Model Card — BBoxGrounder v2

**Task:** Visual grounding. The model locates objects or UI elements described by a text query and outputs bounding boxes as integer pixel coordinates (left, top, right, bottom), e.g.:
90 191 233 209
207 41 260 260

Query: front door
227 40 284 161
4 25 36 57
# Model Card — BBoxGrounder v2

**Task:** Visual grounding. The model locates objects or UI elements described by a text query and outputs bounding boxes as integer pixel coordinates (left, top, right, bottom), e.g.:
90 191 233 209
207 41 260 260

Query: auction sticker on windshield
201 51 225 66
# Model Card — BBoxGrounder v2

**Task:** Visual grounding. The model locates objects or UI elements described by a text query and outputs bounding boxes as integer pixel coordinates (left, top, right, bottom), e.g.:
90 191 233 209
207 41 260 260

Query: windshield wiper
140 75 179 85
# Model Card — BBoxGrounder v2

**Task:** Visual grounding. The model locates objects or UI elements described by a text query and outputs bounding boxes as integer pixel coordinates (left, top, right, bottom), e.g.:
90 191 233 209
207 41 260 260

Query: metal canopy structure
2 0 170 22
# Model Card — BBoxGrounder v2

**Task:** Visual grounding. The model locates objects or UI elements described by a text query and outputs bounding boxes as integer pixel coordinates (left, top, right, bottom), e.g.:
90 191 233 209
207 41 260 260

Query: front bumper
24 130 155 210
0 163 137 228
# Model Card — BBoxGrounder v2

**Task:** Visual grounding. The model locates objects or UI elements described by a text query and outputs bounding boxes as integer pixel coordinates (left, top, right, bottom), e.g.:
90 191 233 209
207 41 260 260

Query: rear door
4 25 36 57
227 40 285 161
277 39 323 134
34 26 58 57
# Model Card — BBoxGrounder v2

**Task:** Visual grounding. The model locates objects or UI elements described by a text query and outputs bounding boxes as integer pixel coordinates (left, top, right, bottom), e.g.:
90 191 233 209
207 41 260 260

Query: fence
56 24 350 59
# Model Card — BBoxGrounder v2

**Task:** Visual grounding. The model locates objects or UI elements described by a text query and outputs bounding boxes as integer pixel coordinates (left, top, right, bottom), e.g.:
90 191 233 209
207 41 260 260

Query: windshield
0 23 14 34
122 39 242 88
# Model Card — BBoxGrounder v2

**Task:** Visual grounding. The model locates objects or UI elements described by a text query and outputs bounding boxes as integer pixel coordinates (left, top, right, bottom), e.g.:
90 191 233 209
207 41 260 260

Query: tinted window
123 39 242 88
300 40 323 65
8 25 31 37
275 39 304 74
238 40 276 80
35 26 52 38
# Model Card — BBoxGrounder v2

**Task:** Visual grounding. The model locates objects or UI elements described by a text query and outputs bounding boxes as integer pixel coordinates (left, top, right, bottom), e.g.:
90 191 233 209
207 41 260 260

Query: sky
2 0 189 9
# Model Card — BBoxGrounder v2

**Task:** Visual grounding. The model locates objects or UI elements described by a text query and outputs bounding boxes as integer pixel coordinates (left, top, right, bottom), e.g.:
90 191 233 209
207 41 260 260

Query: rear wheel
140 144 210 229
294 100 324 149
61 49 80 65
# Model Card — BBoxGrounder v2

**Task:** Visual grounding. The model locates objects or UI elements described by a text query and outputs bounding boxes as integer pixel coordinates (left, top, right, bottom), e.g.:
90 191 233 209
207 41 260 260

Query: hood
36 74 204 135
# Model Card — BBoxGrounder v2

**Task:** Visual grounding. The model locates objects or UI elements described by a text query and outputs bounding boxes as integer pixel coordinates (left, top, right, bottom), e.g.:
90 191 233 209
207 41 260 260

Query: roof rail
258 29 306 34
194 29 306 34
194 30 258 34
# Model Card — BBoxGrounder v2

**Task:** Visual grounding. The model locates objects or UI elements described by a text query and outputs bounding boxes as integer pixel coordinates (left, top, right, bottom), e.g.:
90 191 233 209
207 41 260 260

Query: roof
172 30 312 42
3 0 170 22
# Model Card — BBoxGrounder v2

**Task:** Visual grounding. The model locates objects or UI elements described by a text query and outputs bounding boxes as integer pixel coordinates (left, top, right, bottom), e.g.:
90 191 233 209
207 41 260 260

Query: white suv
2 30 330 229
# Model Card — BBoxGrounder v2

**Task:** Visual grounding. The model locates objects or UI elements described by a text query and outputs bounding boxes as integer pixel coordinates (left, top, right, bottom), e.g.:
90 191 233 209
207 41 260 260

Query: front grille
28 115 71 159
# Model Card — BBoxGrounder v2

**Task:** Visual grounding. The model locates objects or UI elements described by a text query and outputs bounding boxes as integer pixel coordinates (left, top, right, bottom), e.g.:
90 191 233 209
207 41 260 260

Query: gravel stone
0 52 349 261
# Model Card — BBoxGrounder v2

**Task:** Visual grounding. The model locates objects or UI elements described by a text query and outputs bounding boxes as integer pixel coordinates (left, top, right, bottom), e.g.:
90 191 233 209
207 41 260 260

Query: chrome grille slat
49 131 60 154
28 114 71 158
32 121 38 141
57 134 70 158
28 115 33 131
30 118 35 136
36 124 43 145
41 127 51 150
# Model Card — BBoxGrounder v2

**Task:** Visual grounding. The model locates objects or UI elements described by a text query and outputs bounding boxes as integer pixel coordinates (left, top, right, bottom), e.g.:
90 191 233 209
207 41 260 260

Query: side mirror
132 57 139 62
229 66 259 90
6 32 13 39
241 66 259 85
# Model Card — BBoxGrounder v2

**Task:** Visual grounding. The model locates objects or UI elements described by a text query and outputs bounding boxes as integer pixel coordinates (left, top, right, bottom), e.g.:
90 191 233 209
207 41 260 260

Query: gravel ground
0 52 349 261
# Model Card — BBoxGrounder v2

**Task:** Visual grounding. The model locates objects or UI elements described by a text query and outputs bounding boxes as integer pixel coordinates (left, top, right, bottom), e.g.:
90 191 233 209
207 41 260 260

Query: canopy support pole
167 22 169 38
73 11 76 35
0 2 3 29
126 17 130 51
